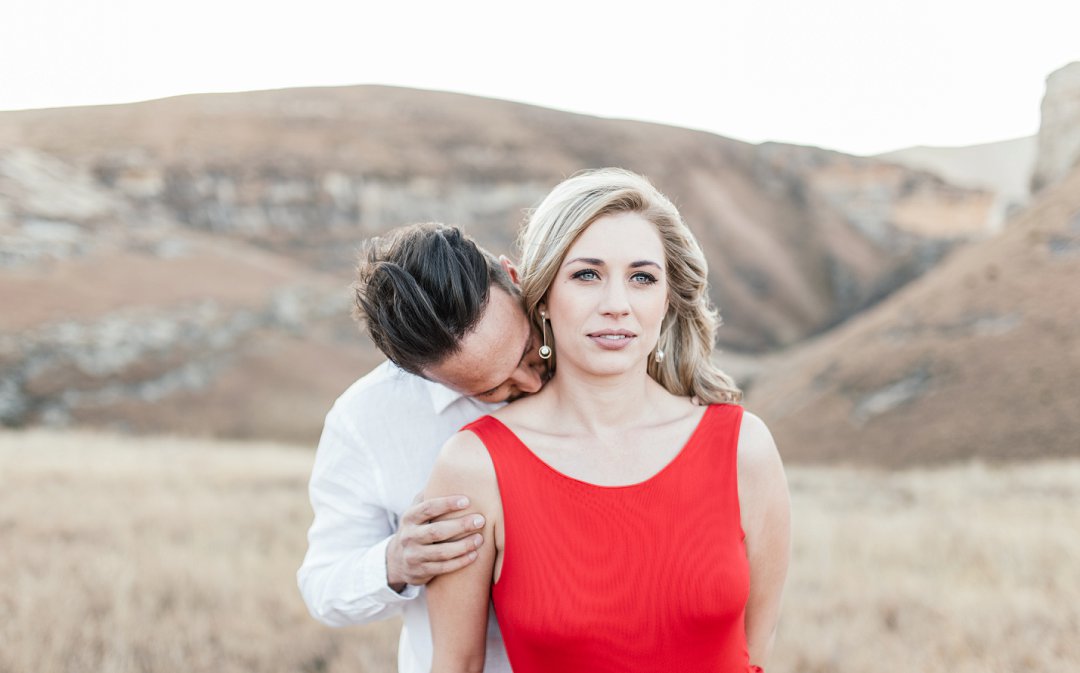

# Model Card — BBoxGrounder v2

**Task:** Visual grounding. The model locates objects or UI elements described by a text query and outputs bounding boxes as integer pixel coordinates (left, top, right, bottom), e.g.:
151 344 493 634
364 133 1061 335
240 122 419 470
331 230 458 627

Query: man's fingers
416 515 486 545
402 536 484 580
422 535 484 563
419 550 482 579
402 495 471 525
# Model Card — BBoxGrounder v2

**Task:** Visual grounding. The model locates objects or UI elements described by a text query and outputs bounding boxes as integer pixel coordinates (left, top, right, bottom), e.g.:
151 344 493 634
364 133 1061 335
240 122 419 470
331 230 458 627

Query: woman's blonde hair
517 168 741 404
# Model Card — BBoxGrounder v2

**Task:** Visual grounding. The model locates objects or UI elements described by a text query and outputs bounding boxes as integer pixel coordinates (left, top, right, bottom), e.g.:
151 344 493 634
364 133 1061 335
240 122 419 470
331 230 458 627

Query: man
297 223 546 673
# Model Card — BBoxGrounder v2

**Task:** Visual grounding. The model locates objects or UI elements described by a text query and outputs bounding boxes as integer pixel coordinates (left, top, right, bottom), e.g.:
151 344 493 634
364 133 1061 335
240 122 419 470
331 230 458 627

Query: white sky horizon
2 0 1078 157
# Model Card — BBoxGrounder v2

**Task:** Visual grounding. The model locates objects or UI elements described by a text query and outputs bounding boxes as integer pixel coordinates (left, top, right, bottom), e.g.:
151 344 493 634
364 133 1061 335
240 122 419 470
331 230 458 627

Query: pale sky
2 0 1078 156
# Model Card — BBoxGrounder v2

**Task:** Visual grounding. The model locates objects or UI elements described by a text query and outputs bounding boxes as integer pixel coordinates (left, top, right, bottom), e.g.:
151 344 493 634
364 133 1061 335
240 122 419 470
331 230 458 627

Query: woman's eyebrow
563 257 605 267
563 257 662 269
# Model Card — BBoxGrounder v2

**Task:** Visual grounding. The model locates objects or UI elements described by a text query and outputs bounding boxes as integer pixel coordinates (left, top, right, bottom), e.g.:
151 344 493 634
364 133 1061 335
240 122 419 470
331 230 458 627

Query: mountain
0 85 992 441
746 164 1080 466
878 135 1036 229
1032 61 1080 193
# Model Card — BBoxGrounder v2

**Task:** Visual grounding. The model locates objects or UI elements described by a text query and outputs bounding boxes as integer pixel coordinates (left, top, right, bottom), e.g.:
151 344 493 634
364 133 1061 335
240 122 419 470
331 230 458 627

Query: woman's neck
541 362 668 437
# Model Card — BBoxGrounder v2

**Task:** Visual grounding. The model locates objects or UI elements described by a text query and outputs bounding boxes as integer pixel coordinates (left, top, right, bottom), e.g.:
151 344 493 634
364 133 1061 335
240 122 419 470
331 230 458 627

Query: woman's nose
598 280 631 317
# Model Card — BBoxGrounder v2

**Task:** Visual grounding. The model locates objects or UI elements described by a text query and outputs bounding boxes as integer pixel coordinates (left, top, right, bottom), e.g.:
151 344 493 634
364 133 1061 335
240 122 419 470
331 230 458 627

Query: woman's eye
631 272 657 284
572 269 599 281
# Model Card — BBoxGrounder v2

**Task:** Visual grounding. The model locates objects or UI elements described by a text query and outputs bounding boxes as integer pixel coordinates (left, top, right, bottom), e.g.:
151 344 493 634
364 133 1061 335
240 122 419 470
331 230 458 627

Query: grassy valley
2 430 1076 672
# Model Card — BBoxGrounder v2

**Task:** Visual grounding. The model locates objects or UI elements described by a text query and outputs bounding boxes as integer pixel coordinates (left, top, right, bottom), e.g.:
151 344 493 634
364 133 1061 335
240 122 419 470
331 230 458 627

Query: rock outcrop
1032 62 1080 193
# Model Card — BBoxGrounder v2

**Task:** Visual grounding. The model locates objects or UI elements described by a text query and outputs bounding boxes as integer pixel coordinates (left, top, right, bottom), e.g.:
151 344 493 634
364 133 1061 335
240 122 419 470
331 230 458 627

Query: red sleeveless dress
463 403 759 673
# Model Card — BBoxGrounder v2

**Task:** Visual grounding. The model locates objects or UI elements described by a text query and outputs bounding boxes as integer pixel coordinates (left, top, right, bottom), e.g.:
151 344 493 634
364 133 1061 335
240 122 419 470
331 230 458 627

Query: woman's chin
557 351 649 378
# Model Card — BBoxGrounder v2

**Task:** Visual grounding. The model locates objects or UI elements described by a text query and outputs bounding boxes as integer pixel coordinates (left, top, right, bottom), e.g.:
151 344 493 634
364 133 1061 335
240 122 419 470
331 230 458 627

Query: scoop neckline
481 404 715 490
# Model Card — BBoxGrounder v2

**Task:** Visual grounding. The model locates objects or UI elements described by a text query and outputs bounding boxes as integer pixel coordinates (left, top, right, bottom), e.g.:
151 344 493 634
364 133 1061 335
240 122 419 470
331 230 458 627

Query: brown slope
0 221 381 442
746 165 1080 466
0 86 992 351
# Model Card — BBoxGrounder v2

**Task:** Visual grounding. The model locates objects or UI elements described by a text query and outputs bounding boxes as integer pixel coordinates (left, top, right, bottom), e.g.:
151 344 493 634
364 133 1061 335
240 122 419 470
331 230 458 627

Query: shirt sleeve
297 403 421 626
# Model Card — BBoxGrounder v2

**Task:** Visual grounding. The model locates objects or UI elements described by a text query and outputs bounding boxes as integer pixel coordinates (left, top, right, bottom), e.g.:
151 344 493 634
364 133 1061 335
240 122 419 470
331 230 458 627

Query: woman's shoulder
734 409 787 504
426 428 503 529
437 427 494 471
428 427 499 496
734 409 780 466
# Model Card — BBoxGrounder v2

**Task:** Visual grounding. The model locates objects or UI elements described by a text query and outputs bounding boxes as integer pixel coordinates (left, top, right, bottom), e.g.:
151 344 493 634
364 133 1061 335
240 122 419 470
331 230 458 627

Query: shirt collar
423 376 470 415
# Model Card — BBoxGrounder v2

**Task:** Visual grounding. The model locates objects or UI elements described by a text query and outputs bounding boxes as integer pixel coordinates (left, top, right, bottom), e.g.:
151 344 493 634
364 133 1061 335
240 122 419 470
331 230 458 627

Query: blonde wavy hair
517 168 741 404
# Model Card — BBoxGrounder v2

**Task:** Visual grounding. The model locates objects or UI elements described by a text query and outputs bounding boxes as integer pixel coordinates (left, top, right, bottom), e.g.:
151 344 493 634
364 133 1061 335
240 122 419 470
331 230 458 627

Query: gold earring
538 312 552 360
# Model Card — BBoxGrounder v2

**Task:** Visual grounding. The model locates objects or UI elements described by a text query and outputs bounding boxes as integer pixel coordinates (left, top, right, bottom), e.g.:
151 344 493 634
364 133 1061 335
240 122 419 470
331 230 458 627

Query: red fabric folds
464 404 755 672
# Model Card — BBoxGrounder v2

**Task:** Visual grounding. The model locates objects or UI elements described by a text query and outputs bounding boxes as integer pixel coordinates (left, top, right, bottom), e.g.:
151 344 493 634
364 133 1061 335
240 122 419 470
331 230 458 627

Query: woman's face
545 211 669 378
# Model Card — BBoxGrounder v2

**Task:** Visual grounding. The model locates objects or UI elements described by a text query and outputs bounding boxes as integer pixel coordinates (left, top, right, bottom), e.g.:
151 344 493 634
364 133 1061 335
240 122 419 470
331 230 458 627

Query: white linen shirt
297 360 510 673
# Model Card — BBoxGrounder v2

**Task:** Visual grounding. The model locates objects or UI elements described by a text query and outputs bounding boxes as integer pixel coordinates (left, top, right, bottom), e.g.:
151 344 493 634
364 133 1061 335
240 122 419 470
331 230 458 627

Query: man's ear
499 255 521 288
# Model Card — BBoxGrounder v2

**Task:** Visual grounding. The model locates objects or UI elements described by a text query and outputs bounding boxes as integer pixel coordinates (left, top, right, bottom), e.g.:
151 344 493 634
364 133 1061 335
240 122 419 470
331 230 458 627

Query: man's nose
511 362 543 394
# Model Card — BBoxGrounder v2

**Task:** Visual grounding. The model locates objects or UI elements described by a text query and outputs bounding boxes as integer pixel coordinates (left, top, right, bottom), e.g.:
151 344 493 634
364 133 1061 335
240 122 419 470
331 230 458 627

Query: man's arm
297 407 486 626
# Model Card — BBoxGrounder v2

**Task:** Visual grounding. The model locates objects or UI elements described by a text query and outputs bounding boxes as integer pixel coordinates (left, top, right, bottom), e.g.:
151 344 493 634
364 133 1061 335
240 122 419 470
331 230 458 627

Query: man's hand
385 493 486 592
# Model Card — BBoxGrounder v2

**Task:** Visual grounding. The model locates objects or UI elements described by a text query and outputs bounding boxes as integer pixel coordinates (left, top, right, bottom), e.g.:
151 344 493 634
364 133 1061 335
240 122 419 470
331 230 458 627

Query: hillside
1 85 992 441
0 86 993 345
0 222 379 442
747 164 1080 466
878 135 1036 227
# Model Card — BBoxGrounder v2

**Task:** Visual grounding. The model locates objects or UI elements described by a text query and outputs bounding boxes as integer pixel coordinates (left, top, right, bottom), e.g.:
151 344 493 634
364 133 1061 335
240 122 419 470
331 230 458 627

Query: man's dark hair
353 223 516 375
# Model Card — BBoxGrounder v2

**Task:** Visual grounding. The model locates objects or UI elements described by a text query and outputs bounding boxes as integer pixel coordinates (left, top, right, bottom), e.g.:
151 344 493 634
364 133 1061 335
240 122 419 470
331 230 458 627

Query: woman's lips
587 330 636 350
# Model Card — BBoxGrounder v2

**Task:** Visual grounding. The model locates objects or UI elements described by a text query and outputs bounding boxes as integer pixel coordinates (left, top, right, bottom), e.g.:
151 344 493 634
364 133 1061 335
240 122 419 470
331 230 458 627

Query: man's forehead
424 287 530 393
472 330 533 394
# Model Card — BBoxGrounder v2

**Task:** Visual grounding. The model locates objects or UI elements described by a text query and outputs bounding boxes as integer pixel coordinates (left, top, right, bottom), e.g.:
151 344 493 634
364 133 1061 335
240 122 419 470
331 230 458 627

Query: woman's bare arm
425 430 502 673
738 411 792 670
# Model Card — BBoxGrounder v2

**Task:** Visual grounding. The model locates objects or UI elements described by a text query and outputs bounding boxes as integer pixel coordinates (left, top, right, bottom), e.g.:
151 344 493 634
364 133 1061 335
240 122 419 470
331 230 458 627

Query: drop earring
655 319 666 364
538 311 552 360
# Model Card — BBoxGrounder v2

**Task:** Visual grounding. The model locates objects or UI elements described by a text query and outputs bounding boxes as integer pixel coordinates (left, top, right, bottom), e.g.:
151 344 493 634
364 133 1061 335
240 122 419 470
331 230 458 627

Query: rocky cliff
1032 62 1080 193
1 86 994 441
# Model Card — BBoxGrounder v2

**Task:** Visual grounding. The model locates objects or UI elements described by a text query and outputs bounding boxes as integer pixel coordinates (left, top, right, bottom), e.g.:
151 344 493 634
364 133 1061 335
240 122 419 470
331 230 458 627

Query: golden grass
778 463 1080 672
0 430 397 673
1 429 1077 672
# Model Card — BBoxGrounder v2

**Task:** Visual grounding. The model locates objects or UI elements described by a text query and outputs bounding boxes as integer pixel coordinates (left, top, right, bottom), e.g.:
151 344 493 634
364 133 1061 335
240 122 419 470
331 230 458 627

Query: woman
425 168 790 672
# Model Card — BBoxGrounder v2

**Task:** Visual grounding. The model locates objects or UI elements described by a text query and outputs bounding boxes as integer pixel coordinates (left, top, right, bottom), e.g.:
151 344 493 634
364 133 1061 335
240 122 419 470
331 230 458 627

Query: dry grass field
1 429 1077 673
